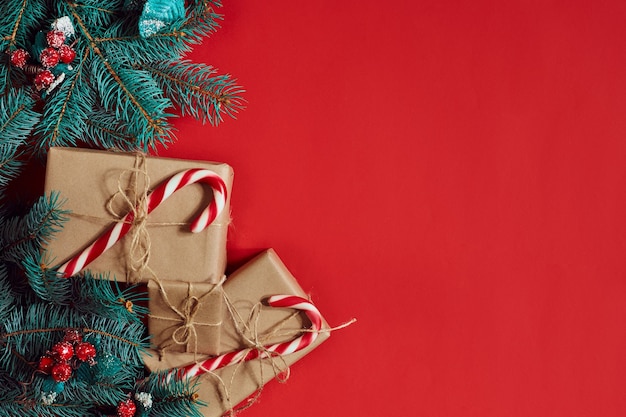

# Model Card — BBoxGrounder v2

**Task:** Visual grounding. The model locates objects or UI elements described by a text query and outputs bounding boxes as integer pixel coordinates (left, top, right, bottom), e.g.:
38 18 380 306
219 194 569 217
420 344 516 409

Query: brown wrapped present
148 279 223 356
44 147 233 283
143 249 331 417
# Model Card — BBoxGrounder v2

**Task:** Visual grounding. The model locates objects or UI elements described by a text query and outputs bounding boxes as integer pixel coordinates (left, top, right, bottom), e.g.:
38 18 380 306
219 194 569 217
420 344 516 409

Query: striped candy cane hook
172 295 322 380
56 168 227 278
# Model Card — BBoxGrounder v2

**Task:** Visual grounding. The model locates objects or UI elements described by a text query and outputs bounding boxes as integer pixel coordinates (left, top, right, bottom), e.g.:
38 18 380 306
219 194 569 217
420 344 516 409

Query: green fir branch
68 3 174 150
70 271 148 322
89 57 173 149
136 370 205 417
23 252 72 305
0 0 48 49
34 49 94 151
84 111 143 151
0 142 23 196
0 264 15 324
0 90 40 194
56 0 122 30
186 0 224 43
0 89 40 144
0 192 68 265
96 19 197 64
139 60 245 125
0 308 145 415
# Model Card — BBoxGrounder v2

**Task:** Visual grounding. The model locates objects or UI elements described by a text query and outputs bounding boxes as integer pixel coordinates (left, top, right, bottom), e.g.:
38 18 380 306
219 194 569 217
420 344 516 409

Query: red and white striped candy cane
172 294 322 380
56 168 227 278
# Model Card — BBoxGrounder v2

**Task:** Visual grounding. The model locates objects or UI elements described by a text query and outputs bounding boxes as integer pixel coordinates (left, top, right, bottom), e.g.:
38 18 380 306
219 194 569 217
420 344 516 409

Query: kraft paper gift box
148 279 223 356
44 147 233 284
143 249 331 417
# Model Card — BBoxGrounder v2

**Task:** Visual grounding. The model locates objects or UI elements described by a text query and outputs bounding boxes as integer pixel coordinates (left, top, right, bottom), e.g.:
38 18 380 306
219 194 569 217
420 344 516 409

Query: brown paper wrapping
143 249 330 417
148 280 223 356
44 147 233 284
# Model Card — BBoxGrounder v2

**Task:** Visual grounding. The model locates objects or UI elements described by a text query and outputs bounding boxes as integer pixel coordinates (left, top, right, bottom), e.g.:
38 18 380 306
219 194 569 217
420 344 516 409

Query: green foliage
0 192 68 265
70 271 149 322
0 0 242 155
0 89 40 195
33 57 93 150
142 60 244 125
0 89 40 144
0 264 15 322
0 265 202 416
0 2 239 415
0 0 49 50
23 251 72 304
136 370 206 417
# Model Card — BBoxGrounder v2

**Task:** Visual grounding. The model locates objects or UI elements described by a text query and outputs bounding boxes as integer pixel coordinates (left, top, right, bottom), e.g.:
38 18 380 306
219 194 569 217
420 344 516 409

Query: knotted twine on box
148 278 224 357
66 152 224 355
186 290 356 416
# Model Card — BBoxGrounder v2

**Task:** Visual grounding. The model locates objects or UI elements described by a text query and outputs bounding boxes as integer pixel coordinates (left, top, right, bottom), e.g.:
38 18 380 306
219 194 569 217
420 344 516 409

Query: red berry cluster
37 329 97 383
39 31 76 69
117 398 137 417
9 29 77 91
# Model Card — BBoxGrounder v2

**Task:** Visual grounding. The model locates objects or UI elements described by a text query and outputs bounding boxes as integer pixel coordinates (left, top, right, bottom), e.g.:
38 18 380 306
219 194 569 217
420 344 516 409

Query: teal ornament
138 0 185 38
93 353 123 380
41 378 65 404
42 378 65 394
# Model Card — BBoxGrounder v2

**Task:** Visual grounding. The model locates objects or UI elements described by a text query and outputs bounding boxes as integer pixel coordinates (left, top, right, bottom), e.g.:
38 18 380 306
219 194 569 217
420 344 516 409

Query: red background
162 1 626 416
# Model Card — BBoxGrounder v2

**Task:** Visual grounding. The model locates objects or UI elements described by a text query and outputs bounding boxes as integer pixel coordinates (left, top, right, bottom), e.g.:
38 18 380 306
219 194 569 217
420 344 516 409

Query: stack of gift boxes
43 147 330 416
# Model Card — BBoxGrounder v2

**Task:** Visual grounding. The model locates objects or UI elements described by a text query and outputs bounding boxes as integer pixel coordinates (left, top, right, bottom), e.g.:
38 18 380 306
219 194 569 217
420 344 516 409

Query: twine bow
106 152 154 282
151 278 225 358
171 295 202 346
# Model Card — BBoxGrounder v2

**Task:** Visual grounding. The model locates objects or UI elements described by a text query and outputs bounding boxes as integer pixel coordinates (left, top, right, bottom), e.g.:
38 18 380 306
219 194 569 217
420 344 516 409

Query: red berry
58 44 76 64
117 399 137 417
75 342 96 362
34 70 55 91
63 329 83 344
37 356 55 374
51 362 72 382
46 30 66 48
39 47 60 68
9 49 29 68
51 341 74 361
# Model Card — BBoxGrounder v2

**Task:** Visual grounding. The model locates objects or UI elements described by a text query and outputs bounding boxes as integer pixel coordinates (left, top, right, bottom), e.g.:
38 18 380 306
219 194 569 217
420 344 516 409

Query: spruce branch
0 90 39 194
23 252 72 305
0 89 40 144
139 60 245 125
84 111 142 151
67 3 174 150
70 271 148 322
34 48 93 151
0 263 15 323
0 0 48 49
135 371 205 417
0 192 68 265
0 142 24 196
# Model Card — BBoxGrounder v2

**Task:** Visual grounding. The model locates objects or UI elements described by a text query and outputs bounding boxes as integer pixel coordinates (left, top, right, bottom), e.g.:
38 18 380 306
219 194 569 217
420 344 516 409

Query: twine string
104 153 152 282
193 289 356 415
152 277 225 359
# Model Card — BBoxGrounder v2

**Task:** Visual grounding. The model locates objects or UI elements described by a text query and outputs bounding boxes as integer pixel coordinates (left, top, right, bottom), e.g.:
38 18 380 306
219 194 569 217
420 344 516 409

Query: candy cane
172 295 322 380
57 168 227 278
